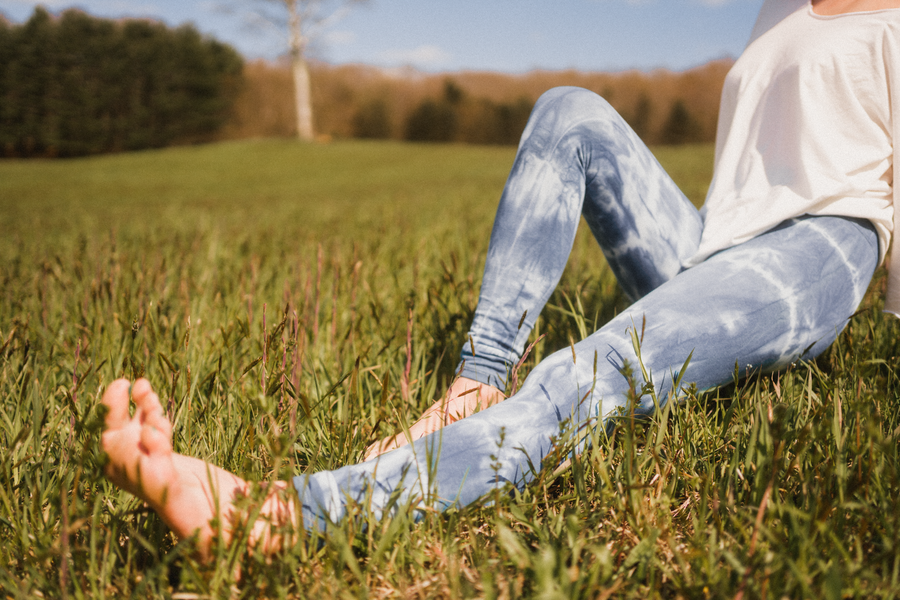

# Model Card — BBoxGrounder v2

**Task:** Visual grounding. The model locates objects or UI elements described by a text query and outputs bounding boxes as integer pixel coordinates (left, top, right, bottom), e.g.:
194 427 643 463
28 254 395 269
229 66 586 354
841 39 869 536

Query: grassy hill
1 140 898 598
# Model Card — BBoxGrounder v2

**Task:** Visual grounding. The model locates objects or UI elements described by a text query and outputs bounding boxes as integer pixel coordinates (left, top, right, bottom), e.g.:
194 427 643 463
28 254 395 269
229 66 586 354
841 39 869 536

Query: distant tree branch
225 0 370 140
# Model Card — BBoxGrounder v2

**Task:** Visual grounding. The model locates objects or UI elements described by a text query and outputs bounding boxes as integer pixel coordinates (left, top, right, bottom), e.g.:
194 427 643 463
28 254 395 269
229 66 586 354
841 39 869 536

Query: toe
132 378 155 404
102 379 132 429
132 379 162 414
144 406 173 439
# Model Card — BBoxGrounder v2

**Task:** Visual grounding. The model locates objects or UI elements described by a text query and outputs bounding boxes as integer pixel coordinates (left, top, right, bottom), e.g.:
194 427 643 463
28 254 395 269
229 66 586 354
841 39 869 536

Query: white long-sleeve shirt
684 0 900 313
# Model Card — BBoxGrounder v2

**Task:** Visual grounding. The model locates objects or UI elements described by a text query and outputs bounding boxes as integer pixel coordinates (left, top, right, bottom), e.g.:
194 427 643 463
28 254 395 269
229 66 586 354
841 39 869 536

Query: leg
101 379 295 556
297 216 877 528
367 87 702 457
459 86 702 389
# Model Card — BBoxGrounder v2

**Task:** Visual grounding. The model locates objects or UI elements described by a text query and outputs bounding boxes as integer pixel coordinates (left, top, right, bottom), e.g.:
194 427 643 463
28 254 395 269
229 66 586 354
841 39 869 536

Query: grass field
1 139 899 598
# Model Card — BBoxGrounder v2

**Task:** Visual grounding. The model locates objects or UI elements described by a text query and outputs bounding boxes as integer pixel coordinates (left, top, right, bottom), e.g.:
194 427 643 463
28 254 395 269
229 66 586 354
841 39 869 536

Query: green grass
1 139 899 598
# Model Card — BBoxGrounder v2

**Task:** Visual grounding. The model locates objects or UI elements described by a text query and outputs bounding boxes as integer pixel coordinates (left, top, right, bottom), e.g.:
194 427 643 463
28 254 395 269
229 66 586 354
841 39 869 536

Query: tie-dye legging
293 87 879 531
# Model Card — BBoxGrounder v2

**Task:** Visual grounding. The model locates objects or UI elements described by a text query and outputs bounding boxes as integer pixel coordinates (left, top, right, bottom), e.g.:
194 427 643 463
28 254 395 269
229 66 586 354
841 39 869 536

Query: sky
0 0 767 73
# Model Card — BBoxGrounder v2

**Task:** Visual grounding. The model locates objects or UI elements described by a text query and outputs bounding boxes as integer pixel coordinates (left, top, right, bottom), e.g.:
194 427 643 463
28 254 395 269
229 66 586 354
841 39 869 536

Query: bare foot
364 377 505 460
101 378 295 556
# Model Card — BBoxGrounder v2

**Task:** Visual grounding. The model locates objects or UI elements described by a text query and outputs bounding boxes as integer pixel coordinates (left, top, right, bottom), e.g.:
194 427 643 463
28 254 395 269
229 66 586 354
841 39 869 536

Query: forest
0 8 243 157
229 58 731 147
0 7 729 156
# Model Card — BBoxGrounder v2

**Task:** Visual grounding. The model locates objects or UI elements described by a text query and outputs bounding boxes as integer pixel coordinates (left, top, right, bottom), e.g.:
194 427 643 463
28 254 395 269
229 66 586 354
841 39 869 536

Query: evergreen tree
491 97 532 145
0 17 14 153
404 80 463 143
626 93 653 142
0 8 243 157
404 99 457 142
660 99 701 145
353 98 391 139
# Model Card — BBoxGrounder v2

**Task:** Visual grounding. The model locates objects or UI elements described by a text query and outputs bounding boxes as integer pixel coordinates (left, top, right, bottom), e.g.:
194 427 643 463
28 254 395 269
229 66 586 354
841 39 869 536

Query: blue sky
1 0 766 73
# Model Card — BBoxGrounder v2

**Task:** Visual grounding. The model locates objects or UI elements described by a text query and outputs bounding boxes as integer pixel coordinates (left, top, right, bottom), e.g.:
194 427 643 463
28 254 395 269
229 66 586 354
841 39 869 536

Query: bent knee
531 87 616 124
522 87 623 148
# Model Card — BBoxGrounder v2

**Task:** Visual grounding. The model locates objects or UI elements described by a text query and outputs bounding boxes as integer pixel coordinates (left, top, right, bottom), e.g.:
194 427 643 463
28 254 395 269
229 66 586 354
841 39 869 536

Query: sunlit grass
1 139 898 598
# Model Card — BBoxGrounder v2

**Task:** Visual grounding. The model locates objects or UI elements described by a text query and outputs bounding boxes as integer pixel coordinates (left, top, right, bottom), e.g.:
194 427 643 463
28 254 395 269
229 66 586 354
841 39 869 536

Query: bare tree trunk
286 0 314 141
292 56 314 141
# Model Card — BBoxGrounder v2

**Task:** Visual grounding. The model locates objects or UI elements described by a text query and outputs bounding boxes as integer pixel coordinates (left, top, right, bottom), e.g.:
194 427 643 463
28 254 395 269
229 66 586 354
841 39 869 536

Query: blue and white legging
293 87 878 532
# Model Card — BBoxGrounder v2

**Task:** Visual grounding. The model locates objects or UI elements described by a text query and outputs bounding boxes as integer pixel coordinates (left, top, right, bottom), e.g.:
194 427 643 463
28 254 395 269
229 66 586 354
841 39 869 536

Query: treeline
0 8 242 157
1 7 729 157
223 59 732 146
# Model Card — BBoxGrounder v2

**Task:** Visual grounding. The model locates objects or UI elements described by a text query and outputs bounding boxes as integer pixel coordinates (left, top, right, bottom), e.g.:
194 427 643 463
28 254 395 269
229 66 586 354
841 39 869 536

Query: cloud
376 45 452 69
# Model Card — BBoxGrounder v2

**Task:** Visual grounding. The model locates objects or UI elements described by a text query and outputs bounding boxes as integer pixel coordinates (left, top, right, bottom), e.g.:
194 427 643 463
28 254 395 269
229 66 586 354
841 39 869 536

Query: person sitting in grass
102 0 900 556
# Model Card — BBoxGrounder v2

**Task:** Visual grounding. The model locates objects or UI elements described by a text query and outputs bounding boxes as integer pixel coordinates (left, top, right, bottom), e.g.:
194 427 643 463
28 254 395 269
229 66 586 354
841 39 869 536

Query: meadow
1 139 899 598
